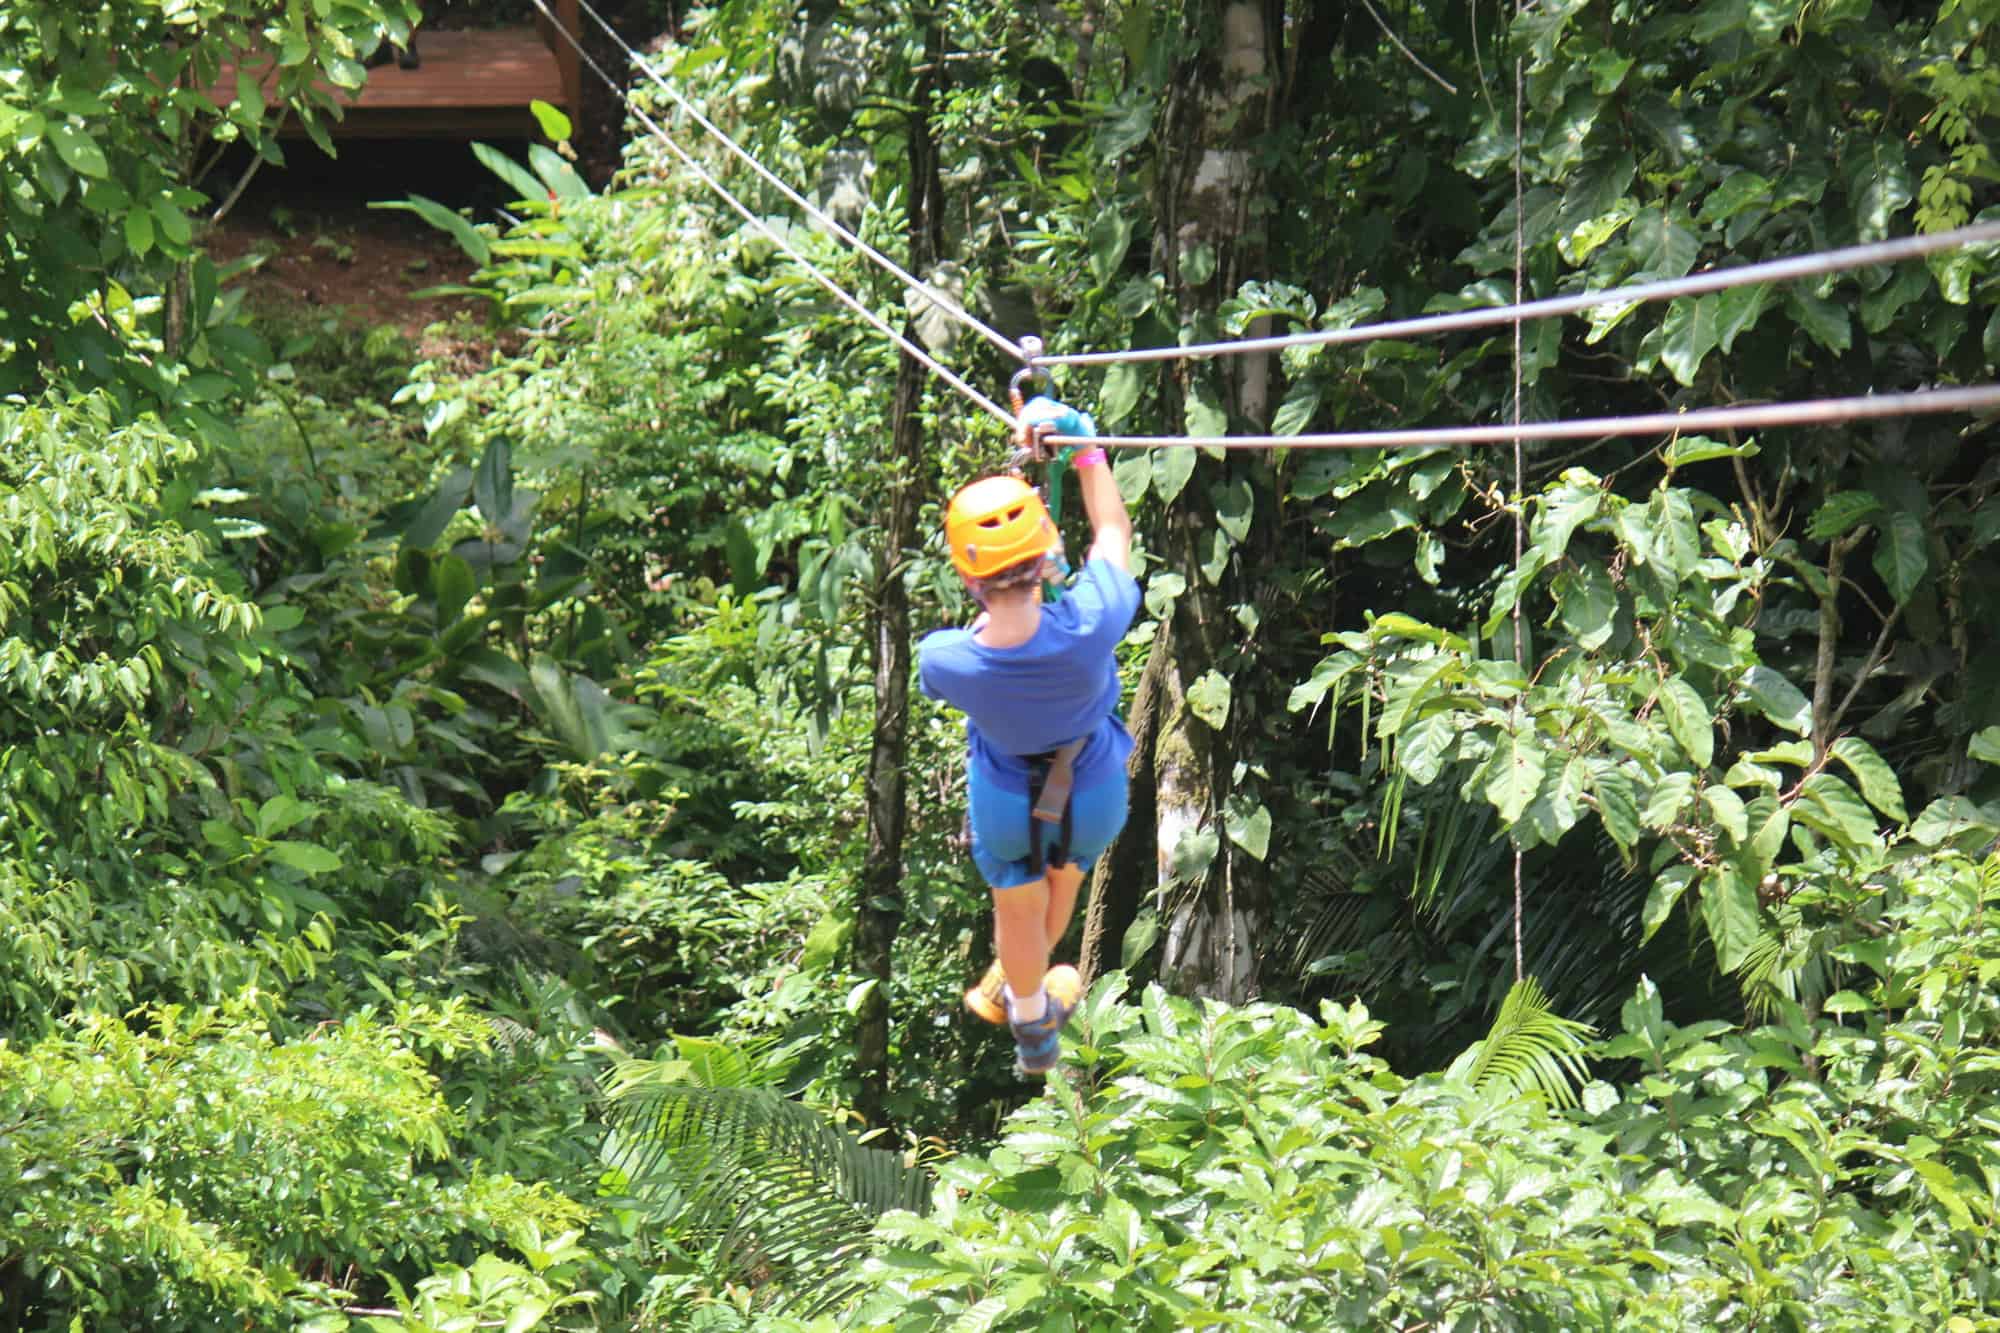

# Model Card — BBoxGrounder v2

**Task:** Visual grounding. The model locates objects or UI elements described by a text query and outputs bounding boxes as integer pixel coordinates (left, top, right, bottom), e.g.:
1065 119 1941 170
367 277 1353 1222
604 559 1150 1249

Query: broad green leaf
1592 764 1640 848
1151 446 1196 504
1533 481 1602 561
1100 362 1142 427
1626 206 1698 277
1910 795 2000 847
124 206 154 257
1849 139 1913 242
1969 726 2000 765
1212 479 1253 544
1187 670 1231 730
1714 282 1770 353
529 99 573 143
1088 210 1133 285
433 555 477 628
404 468 473 549
1701 862 1760 973
1225 799 1272 861
1396 712 1457 784
1486 726 1547 825
1786 287 1851 353
1698 170 1773 224
1871 509 1928 605
1643 866 1695 942
1643 771 1696 829
267 840 342 875
1659 296 1719 386
474 438 514 523
256 795 314 840
1186 382 1228 438
1703 785 1750 846
1739 665 1812 734
472 141 548 204
1807 491 1881 540
1659 676 1714 769
1270 379 1320 436
1796 773 1880 849
50 122 109 178
1556 563 1618 651
370 196 492 265
1828 736 1906 822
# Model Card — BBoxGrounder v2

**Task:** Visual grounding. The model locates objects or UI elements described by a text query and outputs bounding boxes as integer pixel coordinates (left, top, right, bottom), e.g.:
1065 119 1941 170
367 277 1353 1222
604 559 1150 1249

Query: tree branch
1357 0 1459 94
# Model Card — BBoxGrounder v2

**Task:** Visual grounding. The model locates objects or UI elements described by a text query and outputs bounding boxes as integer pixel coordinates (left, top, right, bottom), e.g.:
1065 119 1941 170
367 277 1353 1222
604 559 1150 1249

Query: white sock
1005 984 1048 1023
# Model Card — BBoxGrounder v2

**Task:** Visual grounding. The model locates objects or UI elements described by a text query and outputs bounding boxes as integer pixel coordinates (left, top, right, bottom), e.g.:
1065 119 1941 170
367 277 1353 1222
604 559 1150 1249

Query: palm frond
601 1074 930 1314
1449 976 1595 1109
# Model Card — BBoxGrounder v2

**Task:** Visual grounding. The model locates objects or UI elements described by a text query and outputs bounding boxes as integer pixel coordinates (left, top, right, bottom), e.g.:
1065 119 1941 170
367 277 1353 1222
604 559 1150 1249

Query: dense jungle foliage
3 0 2000 1327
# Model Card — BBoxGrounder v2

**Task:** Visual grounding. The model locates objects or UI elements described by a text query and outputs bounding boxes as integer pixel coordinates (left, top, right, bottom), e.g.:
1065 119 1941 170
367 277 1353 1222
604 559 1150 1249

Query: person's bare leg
1044 863 1085 954
991 880 1051 1003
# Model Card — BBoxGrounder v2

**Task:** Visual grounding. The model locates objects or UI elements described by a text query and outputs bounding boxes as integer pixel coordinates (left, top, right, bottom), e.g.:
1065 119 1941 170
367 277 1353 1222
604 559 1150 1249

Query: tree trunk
852 17 945 1128
1141 0 1278 1003
1078 618 1166 983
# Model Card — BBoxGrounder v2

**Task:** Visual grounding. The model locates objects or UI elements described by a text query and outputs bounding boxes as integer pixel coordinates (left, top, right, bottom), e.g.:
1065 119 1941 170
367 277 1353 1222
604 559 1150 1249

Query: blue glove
1019 395 1097 440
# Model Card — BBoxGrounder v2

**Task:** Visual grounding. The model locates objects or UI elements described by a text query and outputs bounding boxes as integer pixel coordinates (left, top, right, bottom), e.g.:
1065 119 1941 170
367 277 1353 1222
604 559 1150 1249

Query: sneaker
1010 973 1082 1077
966 963 1081 1026
964 961 1008 1025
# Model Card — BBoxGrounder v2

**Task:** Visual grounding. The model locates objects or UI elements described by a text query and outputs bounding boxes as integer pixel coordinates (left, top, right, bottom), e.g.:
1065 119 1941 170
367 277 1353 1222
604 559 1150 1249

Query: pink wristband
1073 447 1107 469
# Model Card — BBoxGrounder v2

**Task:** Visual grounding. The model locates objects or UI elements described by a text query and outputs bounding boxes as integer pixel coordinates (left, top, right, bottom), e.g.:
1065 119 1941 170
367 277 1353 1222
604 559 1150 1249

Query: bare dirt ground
201 139 509 366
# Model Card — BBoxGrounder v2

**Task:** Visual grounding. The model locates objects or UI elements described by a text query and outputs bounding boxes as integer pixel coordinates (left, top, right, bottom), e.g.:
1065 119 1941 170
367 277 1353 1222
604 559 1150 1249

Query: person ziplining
918 396 1136 1076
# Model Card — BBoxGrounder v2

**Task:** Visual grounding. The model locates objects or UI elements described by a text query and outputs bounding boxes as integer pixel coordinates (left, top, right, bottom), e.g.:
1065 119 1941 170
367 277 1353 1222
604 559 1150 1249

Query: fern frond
602 1079 930 1314
1451 976 1594 1108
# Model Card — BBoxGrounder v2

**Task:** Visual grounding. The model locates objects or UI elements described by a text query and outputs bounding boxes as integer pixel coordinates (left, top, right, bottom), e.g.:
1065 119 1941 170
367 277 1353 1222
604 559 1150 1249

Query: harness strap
1026 737 1086 876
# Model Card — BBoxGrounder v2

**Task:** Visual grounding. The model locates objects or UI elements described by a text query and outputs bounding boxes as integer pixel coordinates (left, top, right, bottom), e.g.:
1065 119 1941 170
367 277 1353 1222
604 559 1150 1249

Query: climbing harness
1026 737 1086 876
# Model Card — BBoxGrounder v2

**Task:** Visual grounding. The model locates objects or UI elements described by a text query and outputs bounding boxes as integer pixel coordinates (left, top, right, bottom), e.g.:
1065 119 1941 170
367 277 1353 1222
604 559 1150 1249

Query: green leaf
1643 771 1696 829
404 469 473 549
1627 207 1698 278
433 554 477 628
1088 210 1133 285
472 142 549 204
370 196 491 265
1270 379 1320 436
1807 491 1881 541
1592 764 1640 849
1969 726 2000 765
1659 676 1714 769
1828 736 1906 822
50 122 109 178
1659 296 1719 386
1187 671 1231 730
1225 799 1271 861
123 206 155 257
1703 785 1749 844
1739 665 1812 735
1185 383 1227 438
1714 282 1770 353
1151 446 1196 504
266 840 342 875
255 795 314 840
1786 287 1851 353
1212 479 1254 543
1643 866 1696 942
1100 363 1142 427
1486 725 1547 825
529 99 573 143
1849 138 1913 242
1701 863 1760 973
1871 509 1928 605
474 438 514 523
1796 773 1880 849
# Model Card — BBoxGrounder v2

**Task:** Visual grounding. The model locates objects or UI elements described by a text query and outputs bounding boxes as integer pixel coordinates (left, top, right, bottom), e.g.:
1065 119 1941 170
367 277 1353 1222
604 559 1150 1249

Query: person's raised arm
1019 396 1131 572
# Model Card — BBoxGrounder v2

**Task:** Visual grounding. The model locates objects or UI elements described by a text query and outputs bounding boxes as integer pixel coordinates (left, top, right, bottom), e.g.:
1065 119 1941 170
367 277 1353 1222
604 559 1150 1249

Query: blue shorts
966 764 1129 890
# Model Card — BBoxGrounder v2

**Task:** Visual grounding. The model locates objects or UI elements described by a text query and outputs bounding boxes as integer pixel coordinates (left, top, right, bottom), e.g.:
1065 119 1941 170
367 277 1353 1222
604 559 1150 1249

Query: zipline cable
1032 221 2000 369
541 0 1031 366
533 6 1016 427
1037 383 2000 450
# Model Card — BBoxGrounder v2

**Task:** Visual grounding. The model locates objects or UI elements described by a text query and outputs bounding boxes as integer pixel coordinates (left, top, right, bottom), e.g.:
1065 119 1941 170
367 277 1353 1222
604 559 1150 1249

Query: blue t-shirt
918 558 1141 793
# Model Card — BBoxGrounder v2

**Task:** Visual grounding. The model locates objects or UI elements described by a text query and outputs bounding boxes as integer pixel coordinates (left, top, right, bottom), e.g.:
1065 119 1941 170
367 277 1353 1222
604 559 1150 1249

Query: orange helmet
945 476 1057 579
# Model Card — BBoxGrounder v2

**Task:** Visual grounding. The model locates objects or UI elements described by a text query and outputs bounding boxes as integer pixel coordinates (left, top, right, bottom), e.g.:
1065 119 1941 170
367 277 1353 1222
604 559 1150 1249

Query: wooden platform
213 5 582 140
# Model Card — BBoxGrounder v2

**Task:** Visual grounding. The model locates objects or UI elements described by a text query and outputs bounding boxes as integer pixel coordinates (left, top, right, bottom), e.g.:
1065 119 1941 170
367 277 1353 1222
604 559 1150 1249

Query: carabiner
1009 335 1051 457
